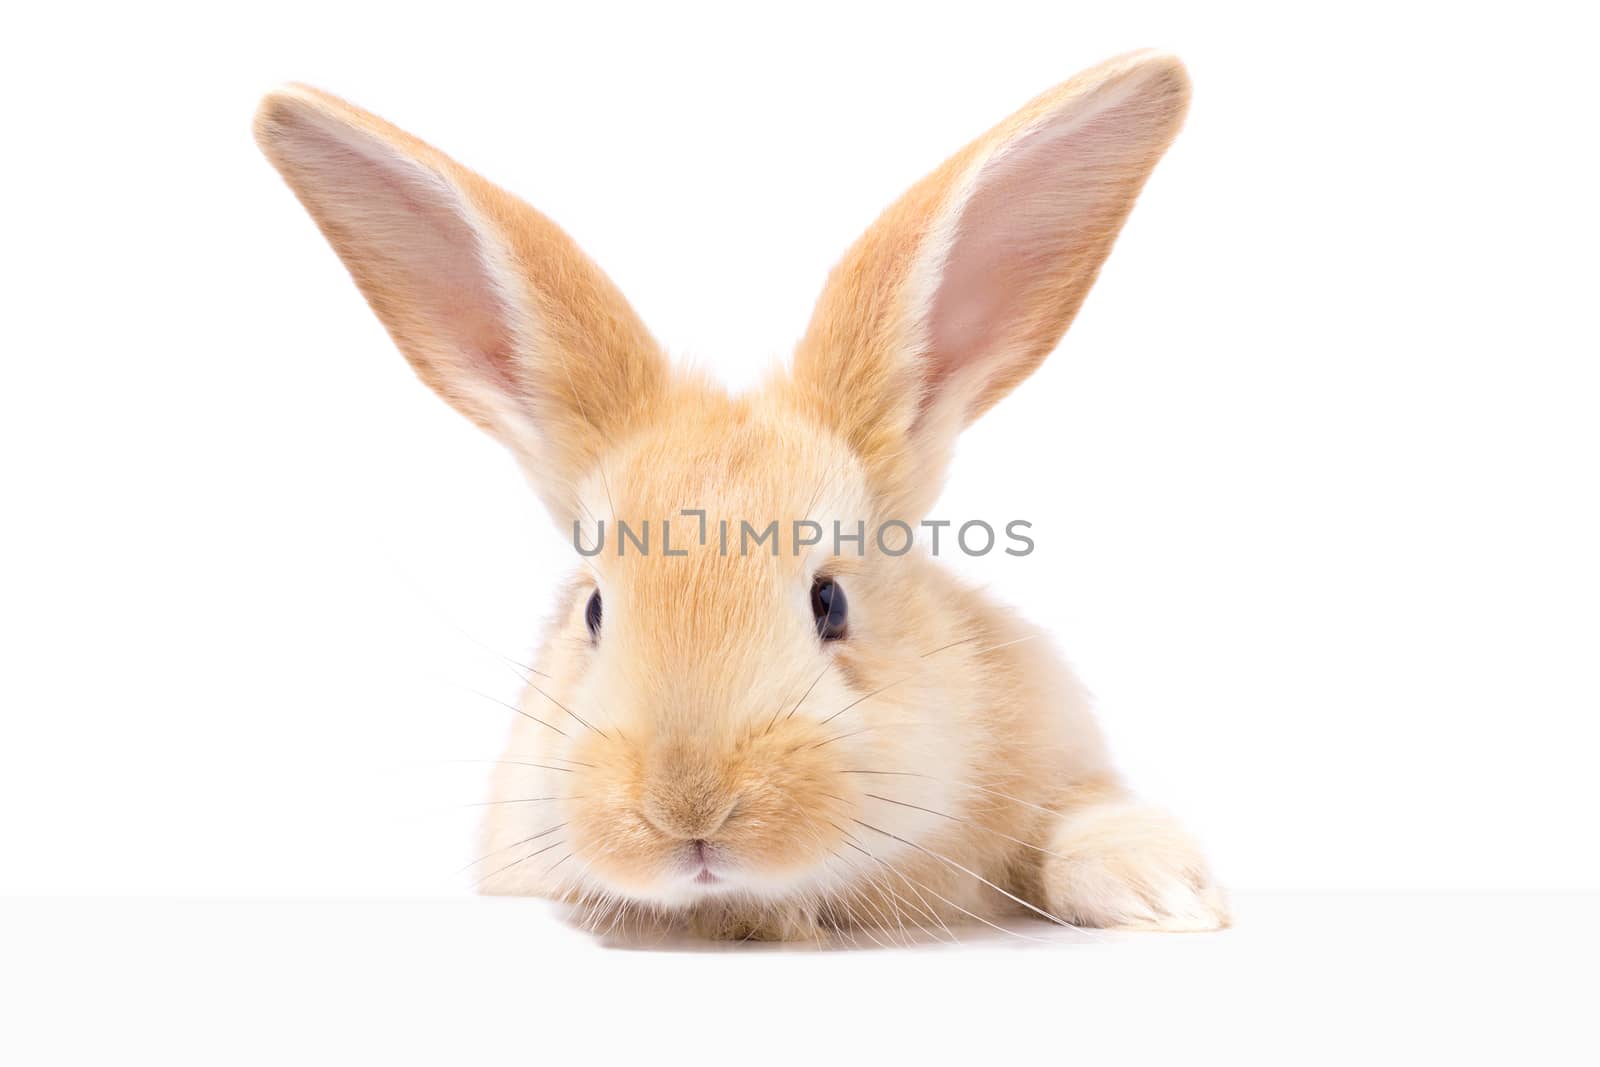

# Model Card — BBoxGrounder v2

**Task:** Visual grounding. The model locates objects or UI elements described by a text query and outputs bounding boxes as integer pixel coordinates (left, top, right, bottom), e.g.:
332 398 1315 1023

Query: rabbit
255 48 1228 941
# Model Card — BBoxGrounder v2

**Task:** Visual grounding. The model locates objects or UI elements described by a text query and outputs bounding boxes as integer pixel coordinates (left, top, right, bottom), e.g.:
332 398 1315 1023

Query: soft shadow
550 905 1116 954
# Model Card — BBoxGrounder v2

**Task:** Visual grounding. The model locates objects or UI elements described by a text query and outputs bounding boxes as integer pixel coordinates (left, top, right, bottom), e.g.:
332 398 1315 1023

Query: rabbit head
255 50 1190 912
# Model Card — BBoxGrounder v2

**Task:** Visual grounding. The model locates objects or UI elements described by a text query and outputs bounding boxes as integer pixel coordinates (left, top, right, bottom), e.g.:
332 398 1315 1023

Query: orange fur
256 50 1227 940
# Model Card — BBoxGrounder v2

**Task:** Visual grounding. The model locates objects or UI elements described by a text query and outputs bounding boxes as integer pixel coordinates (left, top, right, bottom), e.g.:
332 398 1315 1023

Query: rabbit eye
585 589 603 640
811 577 847 641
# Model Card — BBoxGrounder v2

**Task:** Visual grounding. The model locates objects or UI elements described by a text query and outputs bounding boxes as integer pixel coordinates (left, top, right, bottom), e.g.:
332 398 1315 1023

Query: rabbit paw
1041 801 1230 932
686 902 821 942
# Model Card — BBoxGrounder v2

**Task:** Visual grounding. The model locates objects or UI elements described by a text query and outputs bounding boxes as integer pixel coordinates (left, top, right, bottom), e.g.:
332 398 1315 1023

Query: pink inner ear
923 97 1145 408
270 105 520 397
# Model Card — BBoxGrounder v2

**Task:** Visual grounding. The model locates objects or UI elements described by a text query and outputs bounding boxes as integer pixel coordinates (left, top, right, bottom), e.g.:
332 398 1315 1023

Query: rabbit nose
640 763 738 841
641 787 737 841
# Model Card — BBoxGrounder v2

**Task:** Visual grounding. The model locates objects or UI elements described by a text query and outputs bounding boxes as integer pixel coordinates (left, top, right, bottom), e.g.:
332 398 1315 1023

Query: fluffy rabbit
256 49 1227 940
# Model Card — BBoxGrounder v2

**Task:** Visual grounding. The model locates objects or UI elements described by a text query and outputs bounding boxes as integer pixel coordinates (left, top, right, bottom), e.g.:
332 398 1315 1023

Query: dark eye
585 589 603 640
811 577 847 641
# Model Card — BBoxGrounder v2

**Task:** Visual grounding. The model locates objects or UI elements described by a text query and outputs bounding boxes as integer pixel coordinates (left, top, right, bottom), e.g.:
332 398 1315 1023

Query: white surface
2 893 1594 1064
2 0 1597 905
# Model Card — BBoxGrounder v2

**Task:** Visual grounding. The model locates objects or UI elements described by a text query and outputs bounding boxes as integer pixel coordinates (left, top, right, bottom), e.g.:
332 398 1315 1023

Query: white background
2 0 1596 1061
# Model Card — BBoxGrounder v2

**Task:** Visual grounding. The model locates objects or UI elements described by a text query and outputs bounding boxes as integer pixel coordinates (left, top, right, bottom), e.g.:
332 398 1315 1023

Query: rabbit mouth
686 839 726 886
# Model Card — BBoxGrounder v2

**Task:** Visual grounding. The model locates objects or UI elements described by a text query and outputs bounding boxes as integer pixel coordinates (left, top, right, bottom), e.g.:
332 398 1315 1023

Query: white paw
1042 801 1230 932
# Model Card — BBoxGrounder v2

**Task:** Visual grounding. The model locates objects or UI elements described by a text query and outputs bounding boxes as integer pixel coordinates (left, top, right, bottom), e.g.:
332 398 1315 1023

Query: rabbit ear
254 85 667 522
788 51 1190 518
